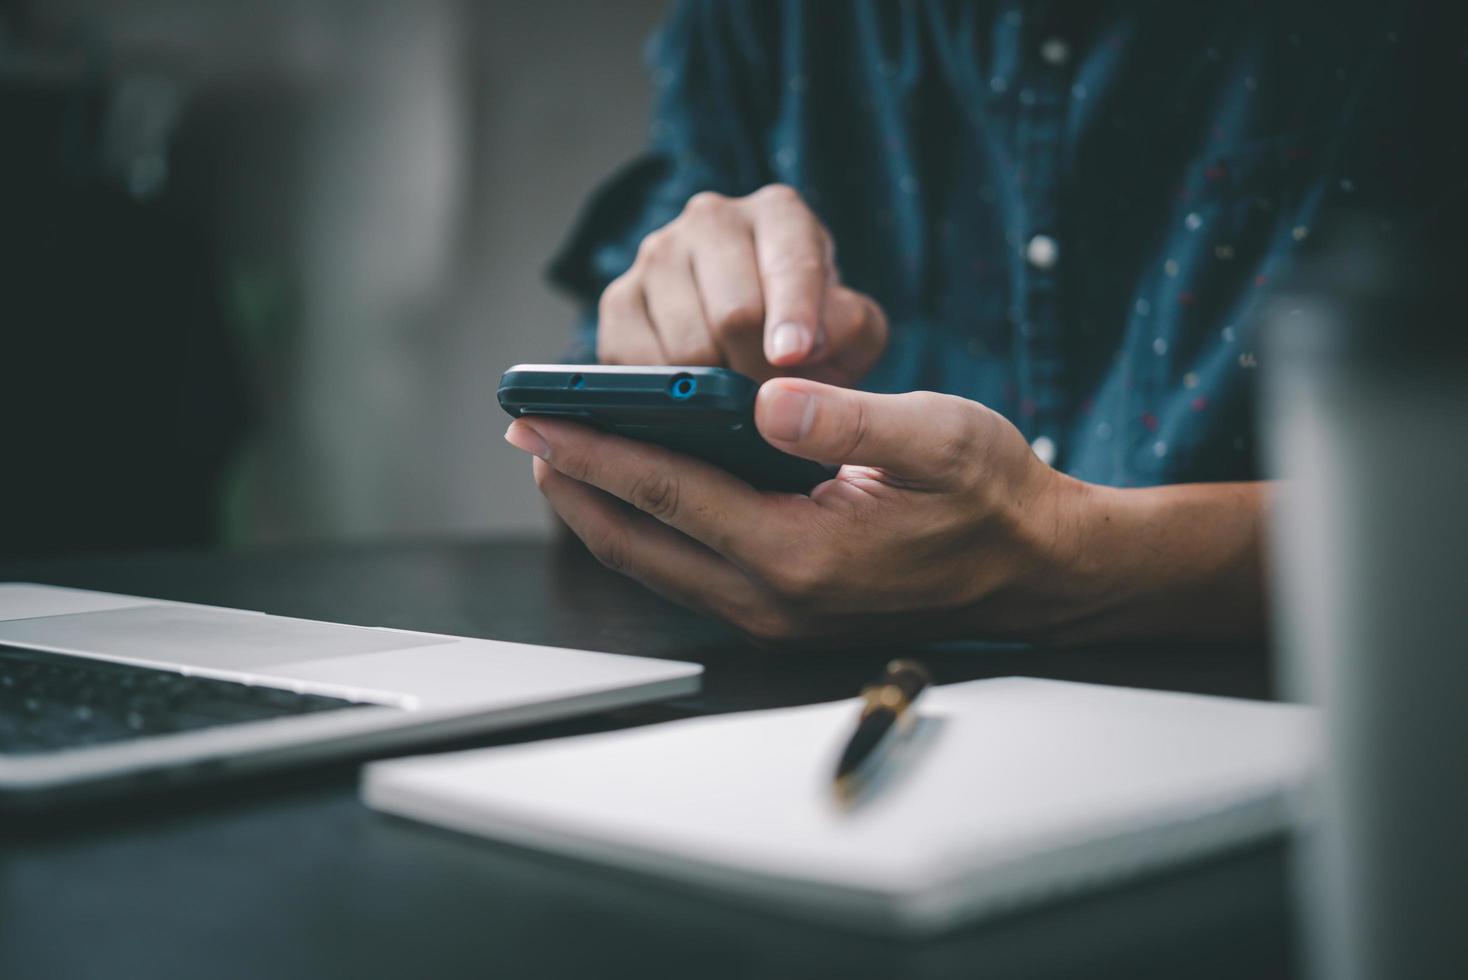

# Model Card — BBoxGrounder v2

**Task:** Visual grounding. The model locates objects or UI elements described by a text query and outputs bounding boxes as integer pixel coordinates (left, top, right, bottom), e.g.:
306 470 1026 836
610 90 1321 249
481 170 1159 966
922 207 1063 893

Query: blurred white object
1264 219 1468 980
366 677 1317 936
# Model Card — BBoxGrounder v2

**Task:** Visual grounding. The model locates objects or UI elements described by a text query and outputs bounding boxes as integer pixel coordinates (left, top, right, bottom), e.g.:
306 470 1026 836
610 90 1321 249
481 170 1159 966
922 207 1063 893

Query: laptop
0 583 701 810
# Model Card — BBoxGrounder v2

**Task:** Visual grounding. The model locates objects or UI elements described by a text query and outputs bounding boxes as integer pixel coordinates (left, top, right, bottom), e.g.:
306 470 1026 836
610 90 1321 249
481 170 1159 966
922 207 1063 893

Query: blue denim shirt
550 1 1415 486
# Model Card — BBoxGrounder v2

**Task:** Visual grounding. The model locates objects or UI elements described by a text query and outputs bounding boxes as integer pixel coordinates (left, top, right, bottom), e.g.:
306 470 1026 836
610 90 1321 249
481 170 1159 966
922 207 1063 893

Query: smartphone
497 364 836 494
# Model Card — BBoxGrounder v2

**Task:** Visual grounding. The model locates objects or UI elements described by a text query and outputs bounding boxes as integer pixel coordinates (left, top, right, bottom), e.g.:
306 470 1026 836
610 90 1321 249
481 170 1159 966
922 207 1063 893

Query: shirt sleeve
547 0 777 360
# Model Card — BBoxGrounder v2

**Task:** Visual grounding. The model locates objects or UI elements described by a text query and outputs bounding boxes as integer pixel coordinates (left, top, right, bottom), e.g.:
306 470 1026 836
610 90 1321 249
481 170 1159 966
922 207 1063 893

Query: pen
833 659 932 803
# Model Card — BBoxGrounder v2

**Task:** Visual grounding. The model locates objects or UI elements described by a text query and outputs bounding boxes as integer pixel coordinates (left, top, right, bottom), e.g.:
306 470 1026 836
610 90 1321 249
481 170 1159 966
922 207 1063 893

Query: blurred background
0 0 667 557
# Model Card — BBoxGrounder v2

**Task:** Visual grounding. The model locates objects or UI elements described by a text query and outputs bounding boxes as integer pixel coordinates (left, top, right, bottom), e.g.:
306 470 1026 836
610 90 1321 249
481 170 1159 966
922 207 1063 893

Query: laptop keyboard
0 643 378 755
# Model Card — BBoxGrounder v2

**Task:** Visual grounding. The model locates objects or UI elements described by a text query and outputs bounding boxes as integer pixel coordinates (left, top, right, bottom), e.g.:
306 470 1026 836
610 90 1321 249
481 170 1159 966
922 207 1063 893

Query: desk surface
0 538 1295 979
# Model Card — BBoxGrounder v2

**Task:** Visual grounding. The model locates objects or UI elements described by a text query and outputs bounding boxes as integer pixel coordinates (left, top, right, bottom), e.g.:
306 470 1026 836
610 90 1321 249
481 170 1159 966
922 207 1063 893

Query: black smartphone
497 364 835 494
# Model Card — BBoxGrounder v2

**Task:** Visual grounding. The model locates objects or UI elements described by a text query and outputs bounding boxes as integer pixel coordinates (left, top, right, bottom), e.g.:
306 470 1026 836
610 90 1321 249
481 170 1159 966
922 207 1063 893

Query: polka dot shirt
549 0 1427 487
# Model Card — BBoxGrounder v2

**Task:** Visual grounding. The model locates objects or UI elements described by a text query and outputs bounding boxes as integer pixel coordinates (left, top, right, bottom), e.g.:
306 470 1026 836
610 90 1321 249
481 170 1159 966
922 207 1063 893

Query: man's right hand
596 184 888 385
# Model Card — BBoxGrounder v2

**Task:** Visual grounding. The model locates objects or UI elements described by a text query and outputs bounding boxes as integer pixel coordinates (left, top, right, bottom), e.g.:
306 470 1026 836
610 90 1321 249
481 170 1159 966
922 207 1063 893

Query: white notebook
362 677 1317 935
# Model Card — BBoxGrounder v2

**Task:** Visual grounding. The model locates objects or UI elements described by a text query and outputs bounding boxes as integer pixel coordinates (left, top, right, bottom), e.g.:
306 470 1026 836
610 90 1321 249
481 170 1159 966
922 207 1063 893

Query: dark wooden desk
0 538 1296 979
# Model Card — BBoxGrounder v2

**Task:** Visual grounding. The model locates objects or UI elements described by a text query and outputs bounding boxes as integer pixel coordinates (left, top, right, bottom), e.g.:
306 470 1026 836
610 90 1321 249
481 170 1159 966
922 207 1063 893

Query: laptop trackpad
0 604 453 671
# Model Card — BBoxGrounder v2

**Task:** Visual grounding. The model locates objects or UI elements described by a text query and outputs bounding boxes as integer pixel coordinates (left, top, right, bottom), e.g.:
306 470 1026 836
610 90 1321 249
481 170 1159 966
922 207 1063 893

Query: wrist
1031 479 1133 641
962 458 1105 641
1016 480 1270 645
1023 469 1112 637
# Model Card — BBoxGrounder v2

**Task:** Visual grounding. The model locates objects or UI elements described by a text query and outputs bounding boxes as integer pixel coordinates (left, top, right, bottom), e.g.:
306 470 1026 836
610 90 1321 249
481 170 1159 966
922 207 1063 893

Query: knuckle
948 395 990 446
918 393 983 476
531 460 552 492
930 444 975 482
828 394 872 463
751 182 801 208
635 228 674 263
627 468 682 521
767 552 831 602
585 527 632 574
683 190 728 217
598 274 636 318
549 444 596 486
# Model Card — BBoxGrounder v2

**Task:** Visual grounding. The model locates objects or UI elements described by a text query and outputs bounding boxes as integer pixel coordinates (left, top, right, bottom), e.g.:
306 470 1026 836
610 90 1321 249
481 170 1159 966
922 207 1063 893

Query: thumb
755 378 982 485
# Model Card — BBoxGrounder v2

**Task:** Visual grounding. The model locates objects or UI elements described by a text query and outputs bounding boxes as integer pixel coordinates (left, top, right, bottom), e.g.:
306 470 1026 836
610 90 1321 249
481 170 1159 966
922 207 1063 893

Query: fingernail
768 321 812 363
761 384 817 443
504 421 550 459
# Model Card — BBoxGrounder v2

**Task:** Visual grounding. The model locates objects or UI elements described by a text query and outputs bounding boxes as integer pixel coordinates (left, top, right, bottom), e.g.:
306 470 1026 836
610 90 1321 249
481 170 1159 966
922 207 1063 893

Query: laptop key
0 643 381 756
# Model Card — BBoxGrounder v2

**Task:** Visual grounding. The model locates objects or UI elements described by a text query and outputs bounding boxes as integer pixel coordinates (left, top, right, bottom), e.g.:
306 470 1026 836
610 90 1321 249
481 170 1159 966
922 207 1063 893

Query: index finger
743 185 830 367
505 416 807 570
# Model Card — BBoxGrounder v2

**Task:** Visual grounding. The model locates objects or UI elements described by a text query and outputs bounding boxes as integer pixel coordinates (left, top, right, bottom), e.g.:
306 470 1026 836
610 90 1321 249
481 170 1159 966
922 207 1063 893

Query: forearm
1032 479 1271 646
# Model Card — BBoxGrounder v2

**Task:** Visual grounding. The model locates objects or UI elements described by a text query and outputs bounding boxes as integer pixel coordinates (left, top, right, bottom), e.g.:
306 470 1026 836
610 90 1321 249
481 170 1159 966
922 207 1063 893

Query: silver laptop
0 583 701 810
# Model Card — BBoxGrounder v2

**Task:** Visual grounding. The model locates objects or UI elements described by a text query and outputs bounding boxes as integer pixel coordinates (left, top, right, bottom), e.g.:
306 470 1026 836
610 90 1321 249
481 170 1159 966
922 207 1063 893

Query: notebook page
365 678 1316 900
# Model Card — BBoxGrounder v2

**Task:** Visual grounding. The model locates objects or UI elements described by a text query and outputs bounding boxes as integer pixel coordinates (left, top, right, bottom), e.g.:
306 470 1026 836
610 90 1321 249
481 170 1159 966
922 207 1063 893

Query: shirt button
1025 234 1059 270
1040 38 1071 66
1030 435 1057 466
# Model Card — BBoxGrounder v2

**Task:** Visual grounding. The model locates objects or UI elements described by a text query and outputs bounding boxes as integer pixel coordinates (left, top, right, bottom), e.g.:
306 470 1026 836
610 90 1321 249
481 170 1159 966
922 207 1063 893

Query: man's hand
505 378 1088 644
597 185 888 386
506 379 1271 646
